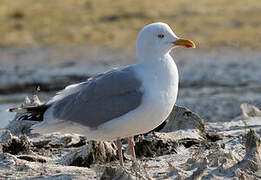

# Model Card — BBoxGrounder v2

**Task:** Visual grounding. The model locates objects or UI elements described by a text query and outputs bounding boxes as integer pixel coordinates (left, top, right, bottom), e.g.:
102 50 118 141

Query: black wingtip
7 107 27 113
7 108 15 112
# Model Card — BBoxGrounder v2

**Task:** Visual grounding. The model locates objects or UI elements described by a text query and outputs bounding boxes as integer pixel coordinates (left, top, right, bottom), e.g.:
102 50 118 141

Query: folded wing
49 66 143 128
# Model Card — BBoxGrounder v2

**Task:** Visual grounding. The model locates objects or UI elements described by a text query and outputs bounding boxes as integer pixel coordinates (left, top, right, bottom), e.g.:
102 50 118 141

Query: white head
136 22 195 60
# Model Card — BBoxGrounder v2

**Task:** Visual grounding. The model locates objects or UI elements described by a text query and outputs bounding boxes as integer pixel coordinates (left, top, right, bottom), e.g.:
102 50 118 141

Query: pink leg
128 136 136 161
116 138 124 166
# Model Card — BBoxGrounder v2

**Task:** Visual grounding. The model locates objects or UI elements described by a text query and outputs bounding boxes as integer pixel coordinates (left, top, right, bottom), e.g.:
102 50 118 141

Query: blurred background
0 0 261 127
0 0 260 50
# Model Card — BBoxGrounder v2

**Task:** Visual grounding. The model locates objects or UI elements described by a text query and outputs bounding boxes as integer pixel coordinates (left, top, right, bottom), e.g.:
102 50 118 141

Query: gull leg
128 136 136 161
116 138 124 166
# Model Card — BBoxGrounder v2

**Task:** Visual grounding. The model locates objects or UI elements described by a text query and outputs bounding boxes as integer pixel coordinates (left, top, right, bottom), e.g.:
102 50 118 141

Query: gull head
136 22 195 59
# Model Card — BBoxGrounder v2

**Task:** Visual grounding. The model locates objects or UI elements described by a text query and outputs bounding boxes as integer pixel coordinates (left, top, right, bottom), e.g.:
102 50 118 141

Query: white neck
138 48 172 63
137 52 179 93
136 47 171 63
138 52 175 73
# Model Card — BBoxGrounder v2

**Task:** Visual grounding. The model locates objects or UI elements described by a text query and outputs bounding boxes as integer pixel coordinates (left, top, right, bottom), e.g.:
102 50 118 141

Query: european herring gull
9 22 195 166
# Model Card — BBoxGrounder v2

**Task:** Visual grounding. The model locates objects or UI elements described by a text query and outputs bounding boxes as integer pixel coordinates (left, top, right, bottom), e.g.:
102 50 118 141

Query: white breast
135 54 179 131
92 54 179 141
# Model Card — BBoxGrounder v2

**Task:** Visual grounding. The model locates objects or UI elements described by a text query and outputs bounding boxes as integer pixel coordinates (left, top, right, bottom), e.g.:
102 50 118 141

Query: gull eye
157 34 164 39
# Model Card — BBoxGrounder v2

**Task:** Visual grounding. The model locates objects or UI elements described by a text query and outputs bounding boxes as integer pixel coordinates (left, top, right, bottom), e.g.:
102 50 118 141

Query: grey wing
50 66 143 128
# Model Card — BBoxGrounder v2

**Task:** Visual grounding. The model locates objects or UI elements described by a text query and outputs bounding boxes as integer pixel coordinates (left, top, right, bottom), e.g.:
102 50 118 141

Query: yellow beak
172 38 196 48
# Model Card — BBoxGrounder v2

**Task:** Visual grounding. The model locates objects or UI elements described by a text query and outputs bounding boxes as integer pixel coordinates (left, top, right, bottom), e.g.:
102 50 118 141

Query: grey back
51 66 143 128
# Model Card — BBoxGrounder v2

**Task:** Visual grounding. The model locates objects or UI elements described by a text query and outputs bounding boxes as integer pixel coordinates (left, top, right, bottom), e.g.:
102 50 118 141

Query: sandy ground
1 104 261 179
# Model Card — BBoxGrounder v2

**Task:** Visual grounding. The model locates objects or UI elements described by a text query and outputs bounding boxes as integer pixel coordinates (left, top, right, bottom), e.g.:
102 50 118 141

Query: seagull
9 22 195 166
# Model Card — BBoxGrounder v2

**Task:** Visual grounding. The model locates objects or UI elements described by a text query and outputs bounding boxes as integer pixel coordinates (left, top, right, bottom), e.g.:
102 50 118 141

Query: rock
235 130 261 174
135 132 178 158
2 134 32 155
134 130 206 158
161 105 205 134
156 105 218 145
59 141 117 168
0 130 32 155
